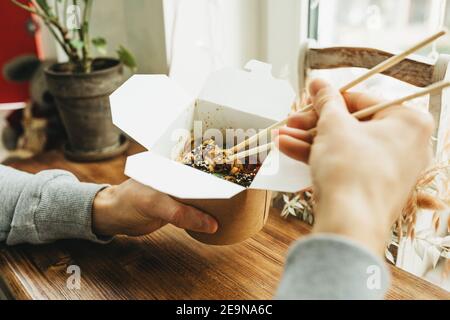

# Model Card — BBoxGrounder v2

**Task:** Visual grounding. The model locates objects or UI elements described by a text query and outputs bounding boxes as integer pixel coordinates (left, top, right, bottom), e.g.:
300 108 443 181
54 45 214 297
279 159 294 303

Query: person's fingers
377 106 435 137
342 92 384 114
277 127 313 144
309 78 349 119
371 104 404 120
286 111 318 131
144 194 218 234
168 203 219 234
166 203 219 234
287 85 381 130
275 135 311 163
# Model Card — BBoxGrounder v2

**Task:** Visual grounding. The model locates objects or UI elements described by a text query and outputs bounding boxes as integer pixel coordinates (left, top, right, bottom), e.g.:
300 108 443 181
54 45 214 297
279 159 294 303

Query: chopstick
302 29 446 112
226 143 275 162
228 80 450 162
227 29 446 155
349 81 450 119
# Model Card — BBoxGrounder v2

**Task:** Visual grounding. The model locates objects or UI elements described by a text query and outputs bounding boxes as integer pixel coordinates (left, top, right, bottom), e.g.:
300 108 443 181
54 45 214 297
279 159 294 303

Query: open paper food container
110 60 311 245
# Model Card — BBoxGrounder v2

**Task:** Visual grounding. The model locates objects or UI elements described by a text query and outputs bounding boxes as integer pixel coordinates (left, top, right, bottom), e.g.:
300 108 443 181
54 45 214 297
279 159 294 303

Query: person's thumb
309 78 349 120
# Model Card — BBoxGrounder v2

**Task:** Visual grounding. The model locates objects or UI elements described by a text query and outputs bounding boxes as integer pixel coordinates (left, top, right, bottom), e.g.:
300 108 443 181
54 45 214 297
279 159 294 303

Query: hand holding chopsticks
227 29 447 156
227 80 450 162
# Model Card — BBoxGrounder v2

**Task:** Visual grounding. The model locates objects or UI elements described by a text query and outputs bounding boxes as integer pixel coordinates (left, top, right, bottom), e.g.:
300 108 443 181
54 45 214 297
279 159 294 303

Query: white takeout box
110 60 311 245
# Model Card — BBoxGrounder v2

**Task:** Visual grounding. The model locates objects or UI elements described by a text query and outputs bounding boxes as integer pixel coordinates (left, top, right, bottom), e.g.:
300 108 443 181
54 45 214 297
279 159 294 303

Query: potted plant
12 0 137 161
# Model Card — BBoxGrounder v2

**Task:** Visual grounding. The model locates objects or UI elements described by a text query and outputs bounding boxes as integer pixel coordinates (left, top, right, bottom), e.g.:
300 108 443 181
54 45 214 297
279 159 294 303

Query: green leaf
70 39 84 50
92 37 108 55
117 45 137 72
35 0 51 13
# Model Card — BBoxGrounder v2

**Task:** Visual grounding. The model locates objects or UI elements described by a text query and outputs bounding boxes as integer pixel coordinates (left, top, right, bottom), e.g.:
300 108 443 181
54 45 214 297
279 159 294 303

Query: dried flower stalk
280 162 450 275
398 164 450 241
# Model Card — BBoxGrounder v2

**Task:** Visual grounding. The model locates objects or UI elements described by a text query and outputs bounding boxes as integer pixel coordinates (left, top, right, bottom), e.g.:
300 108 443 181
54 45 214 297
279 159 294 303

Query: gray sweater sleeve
276 234 390 300
0 164 109 245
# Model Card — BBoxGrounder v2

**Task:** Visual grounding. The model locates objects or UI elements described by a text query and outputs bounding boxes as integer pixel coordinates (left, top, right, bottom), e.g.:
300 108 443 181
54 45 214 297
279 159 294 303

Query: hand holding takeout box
109 60 311 245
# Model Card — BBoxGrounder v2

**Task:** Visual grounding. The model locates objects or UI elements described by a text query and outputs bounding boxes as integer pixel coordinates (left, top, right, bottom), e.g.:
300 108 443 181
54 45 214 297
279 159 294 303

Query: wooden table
0 145 449 300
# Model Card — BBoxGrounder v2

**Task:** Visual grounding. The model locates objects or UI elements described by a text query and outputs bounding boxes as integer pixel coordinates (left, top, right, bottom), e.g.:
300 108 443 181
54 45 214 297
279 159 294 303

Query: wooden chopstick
349 81 450 120
228 80 450 161
307 80 450 135
227 30 446 155
302 29 447 113
227 143 275 162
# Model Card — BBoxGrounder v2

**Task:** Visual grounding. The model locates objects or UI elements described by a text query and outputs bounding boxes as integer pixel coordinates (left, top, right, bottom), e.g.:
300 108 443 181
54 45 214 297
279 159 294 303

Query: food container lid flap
125 152 246 199
198 60 295 121
250 149 312 192
110 75 194 150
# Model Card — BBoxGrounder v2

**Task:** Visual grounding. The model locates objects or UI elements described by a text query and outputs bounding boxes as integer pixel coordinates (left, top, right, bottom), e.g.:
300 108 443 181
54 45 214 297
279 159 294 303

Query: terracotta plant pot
44 58 128 162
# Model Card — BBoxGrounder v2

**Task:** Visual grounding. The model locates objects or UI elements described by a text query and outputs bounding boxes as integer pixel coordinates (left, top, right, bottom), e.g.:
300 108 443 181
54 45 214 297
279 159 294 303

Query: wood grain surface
1 144 449 300
307 47 435 87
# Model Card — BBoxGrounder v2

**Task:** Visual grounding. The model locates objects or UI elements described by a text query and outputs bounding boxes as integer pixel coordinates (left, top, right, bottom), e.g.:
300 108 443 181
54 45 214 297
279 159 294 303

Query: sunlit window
308 0 449 108
311 0 449 53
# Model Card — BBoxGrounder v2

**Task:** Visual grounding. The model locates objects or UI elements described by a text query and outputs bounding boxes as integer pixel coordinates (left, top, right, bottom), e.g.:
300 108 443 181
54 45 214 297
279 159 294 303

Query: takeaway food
179 138 261 187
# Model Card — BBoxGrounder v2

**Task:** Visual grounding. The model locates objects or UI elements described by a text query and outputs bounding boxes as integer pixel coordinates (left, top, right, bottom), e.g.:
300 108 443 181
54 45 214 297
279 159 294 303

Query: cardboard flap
250 148 312 193
110 75 194 150
125 152 246 199
198 60 295 121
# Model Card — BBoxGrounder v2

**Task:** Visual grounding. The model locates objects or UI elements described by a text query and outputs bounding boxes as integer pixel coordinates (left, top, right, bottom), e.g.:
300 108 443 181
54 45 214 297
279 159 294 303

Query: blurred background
1 0 449 103
0 0 449 291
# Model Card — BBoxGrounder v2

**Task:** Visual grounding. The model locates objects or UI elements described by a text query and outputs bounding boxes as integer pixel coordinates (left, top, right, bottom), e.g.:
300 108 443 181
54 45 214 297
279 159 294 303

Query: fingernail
202 217 218 234
208 218 218 234
273 136 281 149
271 129 279 139
309 78 330 98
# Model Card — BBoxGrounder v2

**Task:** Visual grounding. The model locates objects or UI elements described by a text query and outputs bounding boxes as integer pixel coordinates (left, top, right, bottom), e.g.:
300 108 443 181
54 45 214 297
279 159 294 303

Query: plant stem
11 0 74 60
74 0 93 72
61 0 68 32
53 0 59 18
82 0 93 72
24 0 81 63
72 0 83 63
32 0 71 47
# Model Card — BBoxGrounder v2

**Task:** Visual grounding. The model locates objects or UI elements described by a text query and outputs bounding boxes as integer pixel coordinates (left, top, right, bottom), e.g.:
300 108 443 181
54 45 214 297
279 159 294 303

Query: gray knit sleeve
276 234 390 300
0 165 110 245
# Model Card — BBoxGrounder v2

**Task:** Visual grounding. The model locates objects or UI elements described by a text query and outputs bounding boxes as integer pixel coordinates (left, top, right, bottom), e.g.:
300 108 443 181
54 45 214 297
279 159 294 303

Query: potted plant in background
12 0 137 161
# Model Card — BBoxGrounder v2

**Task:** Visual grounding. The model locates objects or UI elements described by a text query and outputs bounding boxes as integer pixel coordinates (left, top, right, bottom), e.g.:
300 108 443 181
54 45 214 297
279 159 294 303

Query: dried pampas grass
398 164 450 240
281 163 450 232
280 189 315 225
445 259 450 279
280 162 450 275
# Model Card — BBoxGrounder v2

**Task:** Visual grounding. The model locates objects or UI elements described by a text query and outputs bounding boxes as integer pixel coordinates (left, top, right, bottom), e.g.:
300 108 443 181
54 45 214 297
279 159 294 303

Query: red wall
0 1 38 103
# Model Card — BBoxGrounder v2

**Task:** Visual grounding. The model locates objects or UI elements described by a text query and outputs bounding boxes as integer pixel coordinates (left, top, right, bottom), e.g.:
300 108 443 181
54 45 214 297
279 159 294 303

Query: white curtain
164 0 264 96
